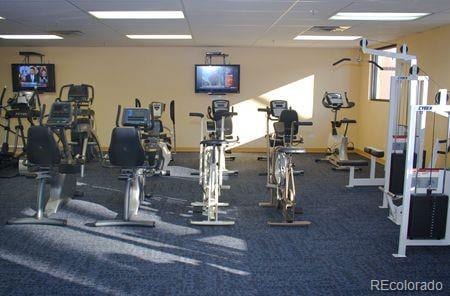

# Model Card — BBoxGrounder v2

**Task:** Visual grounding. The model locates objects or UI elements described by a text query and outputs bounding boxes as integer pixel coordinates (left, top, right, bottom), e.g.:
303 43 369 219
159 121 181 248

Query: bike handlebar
189 112 204 118
294 121 313 126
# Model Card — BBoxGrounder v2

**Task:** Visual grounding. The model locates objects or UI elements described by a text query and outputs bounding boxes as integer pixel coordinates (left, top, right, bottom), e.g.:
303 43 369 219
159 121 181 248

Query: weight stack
407 193 448 240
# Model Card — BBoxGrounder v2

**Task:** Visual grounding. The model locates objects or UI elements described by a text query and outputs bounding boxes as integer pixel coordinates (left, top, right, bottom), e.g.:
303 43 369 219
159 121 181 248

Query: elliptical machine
57 84 103 177
0 87 43 176
315 92 357 170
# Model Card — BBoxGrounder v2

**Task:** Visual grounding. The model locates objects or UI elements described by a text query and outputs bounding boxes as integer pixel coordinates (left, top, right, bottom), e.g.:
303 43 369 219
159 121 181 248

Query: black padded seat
276 147 306 154
27 126 61 166
364 146 385 158
200 139 225 146
340 118 356 124
109 127 145 167
337 159 368 167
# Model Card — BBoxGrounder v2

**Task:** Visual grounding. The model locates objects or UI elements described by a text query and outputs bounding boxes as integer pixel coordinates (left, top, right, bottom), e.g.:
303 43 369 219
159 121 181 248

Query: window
369 45 397 101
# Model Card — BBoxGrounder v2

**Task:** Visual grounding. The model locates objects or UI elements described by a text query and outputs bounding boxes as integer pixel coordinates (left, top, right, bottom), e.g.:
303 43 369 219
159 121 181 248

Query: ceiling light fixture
330 12 429 21
0 35 63 39
294 35 361 41
89 11 185 19
126 34 192 40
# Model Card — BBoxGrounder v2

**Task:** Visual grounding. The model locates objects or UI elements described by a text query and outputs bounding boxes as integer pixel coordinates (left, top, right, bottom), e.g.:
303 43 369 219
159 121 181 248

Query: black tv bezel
11 63 56 93
195 64 240 94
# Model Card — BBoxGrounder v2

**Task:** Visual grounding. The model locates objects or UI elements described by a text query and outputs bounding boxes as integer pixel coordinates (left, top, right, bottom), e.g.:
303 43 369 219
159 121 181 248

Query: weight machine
359 38 429 225
394 89 450 257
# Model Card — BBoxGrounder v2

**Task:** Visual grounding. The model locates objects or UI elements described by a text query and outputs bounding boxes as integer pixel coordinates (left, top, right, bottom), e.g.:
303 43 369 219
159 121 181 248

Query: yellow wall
0 46 360 150
356 24 450 157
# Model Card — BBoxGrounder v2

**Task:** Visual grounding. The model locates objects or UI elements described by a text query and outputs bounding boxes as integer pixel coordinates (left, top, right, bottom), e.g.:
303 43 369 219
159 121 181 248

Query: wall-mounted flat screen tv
195 64 240 93
11 64 56 92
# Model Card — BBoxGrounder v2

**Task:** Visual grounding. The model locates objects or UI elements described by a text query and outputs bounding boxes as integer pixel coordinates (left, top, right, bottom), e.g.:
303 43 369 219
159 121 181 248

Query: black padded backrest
278 109 299 136
216 116 233 136
27 126 61 166
109 127 145 167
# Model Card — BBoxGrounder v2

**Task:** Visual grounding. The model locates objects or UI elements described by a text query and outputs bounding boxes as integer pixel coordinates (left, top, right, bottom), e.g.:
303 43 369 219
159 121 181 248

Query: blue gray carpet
0 153 449 295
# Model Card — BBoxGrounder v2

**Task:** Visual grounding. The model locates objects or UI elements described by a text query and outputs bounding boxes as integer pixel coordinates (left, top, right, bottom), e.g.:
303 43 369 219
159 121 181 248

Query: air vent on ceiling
307 26 351 33
48 30 84 37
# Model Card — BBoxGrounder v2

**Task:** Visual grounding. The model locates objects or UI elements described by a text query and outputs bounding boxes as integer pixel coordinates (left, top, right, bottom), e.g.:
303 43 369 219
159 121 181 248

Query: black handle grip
295 121 313 126
368 60 384 71
332 58 351 66
0 86 6 106
115 105 122 127
189 112 204 118
258 107 268 112
135 98 141 108
170 100 175 124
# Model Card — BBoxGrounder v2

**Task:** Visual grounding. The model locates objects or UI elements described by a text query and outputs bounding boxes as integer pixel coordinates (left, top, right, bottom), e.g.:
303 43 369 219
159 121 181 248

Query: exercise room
1 0 450 295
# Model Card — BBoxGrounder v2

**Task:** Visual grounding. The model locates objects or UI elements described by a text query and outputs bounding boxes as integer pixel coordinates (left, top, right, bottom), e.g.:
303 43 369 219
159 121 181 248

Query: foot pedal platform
268 221 311 227
259 201 275 207
190 220 235 226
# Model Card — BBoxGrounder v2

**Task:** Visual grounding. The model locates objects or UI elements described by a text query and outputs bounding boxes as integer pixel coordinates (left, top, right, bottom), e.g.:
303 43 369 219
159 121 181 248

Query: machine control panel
47 102 73 127
269 100 288 118
212 99 230 113
324 92 344 107
122 108 151 127
150 102 165 119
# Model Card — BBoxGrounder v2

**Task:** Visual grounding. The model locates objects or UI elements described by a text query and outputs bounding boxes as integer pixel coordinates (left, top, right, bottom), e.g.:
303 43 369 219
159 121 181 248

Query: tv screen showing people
11 64 56 92
195 65 240 93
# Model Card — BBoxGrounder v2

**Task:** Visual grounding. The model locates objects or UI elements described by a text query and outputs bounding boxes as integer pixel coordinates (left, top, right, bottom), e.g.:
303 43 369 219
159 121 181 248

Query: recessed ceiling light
0 35 63 39
330 12 429 21
294 35 361 41
89 11 185 19
126 35 192 40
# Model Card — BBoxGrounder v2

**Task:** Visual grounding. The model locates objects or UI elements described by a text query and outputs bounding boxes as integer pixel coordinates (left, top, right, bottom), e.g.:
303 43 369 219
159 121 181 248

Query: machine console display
325 93 344 107
47 102 73 127
150 102 165 119
122 108 151 127
212 99 230 113
269 100 288 118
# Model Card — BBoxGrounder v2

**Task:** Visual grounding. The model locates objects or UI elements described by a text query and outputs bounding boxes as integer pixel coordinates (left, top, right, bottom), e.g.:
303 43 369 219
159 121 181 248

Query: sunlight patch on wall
259 75 315 119
230 75 315 146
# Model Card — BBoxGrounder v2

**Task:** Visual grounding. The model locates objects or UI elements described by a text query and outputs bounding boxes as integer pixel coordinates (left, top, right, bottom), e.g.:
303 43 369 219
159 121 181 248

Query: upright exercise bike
189 109 238 226
259 108 313 226
316 92 357 170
